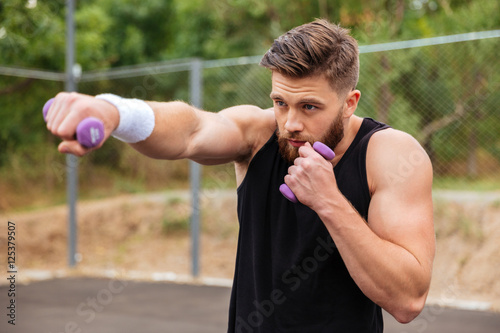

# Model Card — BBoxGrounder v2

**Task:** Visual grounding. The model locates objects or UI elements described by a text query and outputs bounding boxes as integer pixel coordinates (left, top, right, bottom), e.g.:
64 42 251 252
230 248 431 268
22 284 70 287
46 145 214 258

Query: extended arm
45 92 275 165
130 101 272 165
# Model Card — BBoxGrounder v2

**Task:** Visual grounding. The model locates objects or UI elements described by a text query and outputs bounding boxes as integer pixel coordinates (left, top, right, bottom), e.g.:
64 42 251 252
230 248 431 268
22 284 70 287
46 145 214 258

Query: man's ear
343 90 361 117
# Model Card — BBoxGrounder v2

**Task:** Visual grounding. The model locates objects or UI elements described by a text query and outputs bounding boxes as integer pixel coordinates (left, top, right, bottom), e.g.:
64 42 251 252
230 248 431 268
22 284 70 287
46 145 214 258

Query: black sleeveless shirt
229 118 390 332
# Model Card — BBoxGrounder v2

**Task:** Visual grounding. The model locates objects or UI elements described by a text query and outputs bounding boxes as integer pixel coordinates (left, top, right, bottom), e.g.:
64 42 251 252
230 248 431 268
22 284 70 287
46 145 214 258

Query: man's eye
304 104 316 111
275 101 286 107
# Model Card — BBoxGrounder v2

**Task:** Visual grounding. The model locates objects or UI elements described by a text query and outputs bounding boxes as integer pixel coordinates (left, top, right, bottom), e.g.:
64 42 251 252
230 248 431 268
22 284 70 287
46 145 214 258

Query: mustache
276 128 314 143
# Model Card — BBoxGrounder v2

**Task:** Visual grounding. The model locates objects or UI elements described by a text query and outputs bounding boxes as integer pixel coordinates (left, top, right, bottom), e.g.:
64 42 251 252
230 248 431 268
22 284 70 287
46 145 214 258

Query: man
46 19 435 332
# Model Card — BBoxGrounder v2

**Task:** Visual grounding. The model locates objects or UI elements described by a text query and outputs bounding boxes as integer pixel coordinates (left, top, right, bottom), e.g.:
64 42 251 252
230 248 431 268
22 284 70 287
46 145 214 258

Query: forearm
317 196 430 323
129 101 201 160
45 92 267 162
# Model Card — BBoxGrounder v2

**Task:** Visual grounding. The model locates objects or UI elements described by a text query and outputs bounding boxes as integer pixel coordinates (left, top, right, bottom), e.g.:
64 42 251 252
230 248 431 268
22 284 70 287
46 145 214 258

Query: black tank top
229 118 390 332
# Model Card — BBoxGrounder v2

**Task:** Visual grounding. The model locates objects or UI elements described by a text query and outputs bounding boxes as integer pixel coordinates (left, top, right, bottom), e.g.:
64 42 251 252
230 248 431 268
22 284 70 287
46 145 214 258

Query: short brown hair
260 19 359 95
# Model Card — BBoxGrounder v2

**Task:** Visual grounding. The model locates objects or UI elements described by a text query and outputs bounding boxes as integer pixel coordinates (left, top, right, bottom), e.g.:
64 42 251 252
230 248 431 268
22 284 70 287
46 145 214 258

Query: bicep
187 105 274 165
367 131 435 268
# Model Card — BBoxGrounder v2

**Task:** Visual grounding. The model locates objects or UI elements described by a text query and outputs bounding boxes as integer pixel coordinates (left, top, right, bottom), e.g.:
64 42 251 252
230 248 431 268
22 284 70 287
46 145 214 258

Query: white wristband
95 93 155 143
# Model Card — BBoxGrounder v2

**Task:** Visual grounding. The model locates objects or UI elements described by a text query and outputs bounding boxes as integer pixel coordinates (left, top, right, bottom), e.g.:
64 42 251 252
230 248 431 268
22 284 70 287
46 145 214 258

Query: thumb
58 140 91 157
298 141 314 158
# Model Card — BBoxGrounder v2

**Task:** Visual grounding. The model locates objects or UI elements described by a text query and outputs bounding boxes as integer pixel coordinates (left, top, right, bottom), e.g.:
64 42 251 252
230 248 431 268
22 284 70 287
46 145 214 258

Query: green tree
0 0 498 194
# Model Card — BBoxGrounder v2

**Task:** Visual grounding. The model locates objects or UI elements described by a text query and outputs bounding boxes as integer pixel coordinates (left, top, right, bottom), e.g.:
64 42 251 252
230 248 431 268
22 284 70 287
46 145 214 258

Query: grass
433 175 500 191
457 214 484 241
0 140 497 214
0 141 237 213
433 199 487 243
161 216 190 235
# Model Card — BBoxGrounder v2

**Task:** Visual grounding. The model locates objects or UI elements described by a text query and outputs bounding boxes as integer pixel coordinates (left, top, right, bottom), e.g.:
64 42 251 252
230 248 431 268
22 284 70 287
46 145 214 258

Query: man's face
271 72 346 163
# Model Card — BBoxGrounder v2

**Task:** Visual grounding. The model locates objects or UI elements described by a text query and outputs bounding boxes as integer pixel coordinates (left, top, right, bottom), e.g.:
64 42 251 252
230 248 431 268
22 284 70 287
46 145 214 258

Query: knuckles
55 92 92 116
54 127 73 140
54 91 77 106
294 157 312 172
300 158 312 170
49 92 104 156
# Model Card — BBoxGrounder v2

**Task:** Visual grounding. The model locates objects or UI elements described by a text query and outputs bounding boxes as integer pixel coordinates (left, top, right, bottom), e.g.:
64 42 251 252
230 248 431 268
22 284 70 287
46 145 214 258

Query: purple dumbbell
43 98 104 148
279 141 335 203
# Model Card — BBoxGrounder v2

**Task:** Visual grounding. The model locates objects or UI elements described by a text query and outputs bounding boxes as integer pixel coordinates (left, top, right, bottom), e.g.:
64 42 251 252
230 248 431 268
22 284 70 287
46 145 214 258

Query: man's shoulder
369 127 422 152
220 105 276 159
220 105 275 135
367 127 432 190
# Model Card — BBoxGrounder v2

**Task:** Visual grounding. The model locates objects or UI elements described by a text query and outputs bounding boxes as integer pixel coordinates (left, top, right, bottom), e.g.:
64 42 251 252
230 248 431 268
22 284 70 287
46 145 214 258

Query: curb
7 268 494 312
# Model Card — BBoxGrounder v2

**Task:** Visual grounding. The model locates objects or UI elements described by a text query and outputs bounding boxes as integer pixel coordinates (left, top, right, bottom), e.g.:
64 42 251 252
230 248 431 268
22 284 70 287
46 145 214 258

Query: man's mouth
288 139 306 148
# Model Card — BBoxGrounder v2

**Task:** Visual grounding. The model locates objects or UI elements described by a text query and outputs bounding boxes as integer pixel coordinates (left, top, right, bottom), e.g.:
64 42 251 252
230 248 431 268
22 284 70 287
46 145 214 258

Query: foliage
0 0 499 208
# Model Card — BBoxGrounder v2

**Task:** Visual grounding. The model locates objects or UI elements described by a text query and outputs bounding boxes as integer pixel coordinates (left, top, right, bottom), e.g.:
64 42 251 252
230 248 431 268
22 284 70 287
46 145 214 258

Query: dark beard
277 112 344 164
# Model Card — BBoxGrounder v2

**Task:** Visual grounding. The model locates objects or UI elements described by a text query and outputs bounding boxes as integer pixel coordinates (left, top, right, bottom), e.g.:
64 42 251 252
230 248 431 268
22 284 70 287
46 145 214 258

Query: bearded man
45 19 435 332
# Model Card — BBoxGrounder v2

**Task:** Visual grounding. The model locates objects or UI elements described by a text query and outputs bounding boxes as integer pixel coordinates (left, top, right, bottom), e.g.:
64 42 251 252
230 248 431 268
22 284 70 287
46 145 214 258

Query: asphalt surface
1 277 499 333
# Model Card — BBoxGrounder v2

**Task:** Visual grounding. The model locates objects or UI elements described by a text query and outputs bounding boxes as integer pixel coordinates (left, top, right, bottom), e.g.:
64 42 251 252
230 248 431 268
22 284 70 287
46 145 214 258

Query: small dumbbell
279 141 335 203
43 98 104 148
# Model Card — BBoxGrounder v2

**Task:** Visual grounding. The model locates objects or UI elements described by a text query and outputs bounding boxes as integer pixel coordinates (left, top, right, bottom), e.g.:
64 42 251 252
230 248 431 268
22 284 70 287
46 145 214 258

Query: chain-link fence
1 31 499 274
81 31 500 184
201 32 500 184
357 32 500 183
202 33 500 184
2 31 499 190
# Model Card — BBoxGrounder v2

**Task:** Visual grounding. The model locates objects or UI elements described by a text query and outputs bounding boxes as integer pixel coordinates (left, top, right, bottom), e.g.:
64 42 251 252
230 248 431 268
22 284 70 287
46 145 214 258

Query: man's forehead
270 72 339 100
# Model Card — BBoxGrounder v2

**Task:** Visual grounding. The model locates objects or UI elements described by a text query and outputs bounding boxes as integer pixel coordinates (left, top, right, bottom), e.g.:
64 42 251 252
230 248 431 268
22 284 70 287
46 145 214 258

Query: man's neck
331 115 364 166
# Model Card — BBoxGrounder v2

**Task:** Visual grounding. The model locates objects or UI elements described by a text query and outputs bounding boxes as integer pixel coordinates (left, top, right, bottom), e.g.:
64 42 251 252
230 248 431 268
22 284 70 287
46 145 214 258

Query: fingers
45 93 67 127
298 142 314 158
58 140 95 157
296 143 324 169
285 142 333 193
45 92 111 155
285 161 308 192
46 92 84 141
290 143 315 180
283 142 336 206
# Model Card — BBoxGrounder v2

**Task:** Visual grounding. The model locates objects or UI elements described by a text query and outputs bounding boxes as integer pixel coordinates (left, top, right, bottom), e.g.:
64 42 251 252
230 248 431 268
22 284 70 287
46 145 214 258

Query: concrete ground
1 277 499 332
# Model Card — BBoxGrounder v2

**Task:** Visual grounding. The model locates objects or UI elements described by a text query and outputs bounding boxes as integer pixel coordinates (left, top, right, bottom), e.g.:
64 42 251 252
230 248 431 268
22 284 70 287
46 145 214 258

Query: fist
45 92 120 156
283 142 337 208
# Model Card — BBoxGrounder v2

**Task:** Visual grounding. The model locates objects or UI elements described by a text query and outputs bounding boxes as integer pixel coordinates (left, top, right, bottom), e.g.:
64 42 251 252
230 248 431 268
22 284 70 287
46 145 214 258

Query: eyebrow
269 93 326 106
269 92 283 100
300 98 326 106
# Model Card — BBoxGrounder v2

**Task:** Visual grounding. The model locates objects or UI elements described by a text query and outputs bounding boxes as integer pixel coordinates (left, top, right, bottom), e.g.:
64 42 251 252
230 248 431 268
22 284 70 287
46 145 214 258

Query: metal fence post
189 59 203 277
65 0 78 268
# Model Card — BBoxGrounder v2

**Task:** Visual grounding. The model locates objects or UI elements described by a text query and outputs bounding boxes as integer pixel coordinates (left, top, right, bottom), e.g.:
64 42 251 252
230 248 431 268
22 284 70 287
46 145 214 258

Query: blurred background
0 0 499 312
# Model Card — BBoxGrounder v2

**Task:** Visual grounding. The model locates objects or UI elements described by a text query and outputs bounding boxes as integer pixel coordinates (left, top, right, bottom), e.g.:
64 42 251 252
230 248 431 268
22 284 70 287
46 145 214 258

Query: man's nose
284 109 304 133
